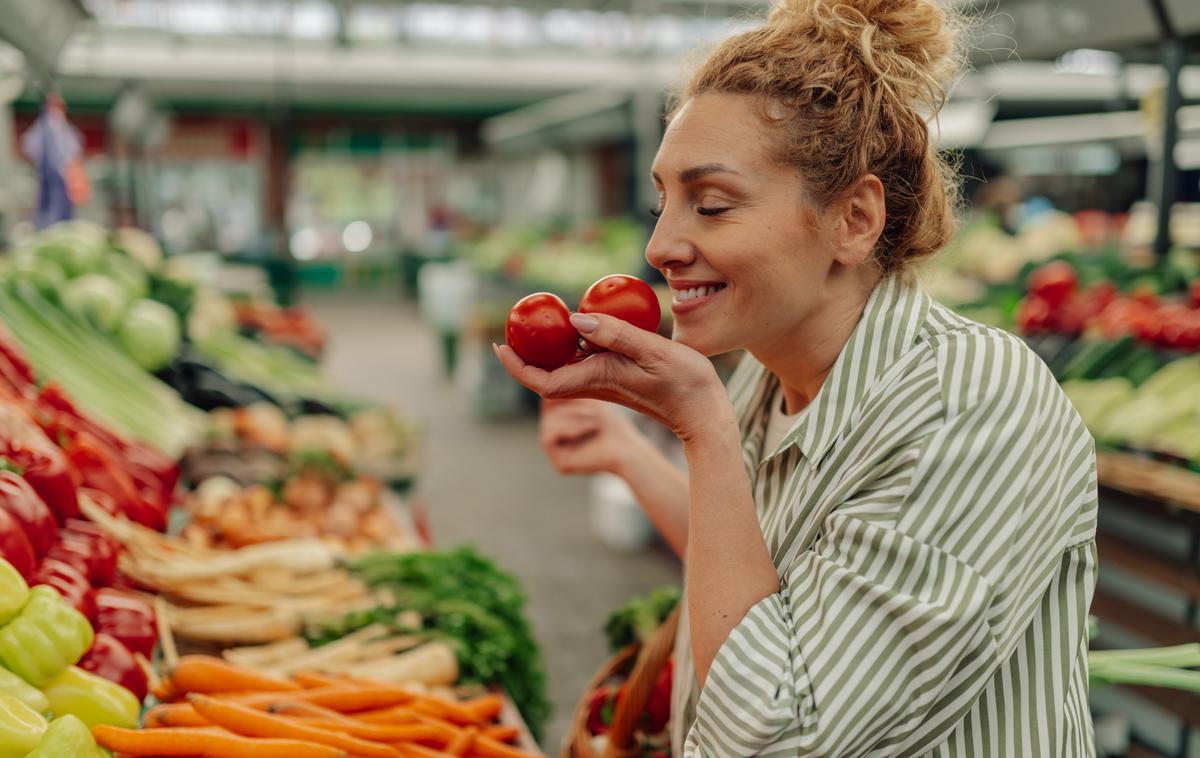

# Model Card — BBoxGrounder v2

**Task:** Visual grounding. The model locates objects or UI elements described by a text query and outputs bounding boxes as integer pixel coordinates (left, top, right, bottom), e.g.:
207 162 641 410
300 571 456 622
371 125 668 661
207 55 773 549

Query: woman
495 0 1098 755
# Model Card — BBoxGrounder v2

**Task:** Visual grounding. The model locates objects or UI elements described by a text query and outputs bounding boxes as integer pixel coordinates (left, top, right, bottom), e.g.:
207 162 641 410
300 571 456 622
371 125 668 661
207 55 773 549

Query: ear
832 174 885 267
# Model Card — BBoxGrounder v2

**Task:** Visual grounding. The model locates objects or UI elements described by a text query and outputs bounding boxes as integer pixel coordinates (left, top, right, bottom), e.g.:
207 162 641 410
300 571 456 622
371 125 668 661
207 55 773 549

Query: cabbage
106 253 149 300
61 274 129 332
35 222 108 277
118 299 181 371
113 227 163 272
8 254 66 300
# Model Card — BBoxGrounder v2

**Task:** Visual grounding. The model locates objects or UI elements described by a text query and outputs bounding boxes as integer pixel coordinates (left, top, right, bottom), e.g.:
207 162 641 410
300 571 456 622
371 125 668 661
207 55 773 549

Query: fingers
539 409 601 448
569 313 662 362
495 343 618 400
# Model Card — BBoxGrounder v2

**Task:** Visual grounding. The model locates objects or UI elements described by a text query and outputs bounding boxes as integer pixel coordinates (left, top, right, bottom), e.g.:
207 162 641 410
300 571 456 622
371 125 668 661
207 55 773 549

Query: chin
671 327 726 358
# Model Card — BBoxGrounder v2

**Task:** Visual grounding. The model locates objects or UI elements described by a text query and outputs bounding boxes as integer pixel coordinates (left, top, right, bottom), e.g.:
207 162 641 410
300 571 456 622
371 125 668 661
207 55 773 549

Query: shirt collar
751 275 931 466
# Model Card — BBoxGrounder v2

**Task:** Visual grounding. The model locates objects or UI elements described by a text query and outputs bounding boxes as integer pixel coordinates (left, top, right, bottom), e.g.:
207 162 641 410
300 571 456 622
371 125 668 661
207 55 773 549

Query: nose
644 211 696 273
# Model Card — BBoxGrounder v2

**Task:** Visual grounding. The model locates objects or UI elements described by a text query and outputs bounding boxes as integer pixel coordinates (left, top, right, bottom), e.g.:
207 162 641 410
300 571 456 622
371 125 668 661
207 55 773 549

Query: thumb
570 312 659 361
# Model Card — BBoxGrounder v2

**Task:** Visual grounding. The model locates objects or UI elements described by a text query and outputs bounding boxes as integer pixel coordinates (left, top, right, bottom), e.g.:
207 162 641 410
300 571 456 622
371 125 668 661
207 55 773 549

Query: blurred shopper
20 93 90 229
497 0 1097 755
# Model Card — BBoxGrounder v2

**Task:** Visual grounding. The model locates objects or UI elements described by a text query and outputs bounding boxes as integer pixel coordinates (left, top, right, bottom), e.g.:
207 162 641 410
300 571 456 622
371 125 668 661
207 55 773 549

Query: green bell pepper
0 586 92 686
0 668 47 714
41 666 139 730
0 561 27 626
0 692 46 757
25 714 99 757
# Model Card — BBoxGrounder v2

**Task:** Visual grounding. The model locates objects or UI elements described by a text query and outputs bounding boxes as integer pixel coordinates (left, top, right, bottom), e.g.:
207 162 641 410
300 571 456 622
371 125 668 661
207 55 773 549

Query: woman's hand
539 399 640 477
493 312 731 444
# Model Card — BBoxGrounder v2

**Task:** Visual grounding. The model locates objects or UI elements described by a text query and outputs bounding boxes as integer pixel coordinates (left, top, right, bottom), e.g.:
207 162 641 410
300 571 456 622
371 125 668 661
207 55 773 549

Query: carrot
482 725 519 743
268 699 357 723
444 726 477 756
472 735 544 758
410 714 460 746
398 744 457 758
171 655 302 695
91 725 347 758
354 705 419 724
239 685 412 712
296 719 441 742
464 694 504 722
295 671 343 688
144 703 210 728
189 694 400 758
411 697 480 726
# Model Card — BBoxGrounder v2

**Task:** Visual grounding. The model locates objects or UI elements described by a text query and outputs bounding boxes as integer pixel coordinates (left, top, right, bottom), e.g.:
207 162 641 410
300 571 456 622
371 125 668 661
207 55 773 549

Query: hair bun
768 0 962 110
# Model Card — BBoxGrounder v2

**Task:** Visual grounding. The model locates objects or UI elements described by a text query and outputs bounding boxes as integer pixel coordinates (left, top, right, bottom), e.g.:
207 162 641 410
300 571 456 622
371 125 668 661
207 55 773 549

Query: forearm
614 433 690 558
683 401 779 686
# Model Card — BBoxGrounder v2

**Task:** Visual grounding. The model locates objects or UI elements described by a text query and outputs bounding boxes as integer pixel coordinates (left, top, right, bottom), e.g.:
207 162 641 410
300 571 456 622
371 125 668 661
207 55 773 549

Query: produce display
505 275 661 371
469 218 646 296
579 588 679 758
0 558 140 756
95 655 541 757
0 219 551 754
930 207 1200 474
233 299 327 358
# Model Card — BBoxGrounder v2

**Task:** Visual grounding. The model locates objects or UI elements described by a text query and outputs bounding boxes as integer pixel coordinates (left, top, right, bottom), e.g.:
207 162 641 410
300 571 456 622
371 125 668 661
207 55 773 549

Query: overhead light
290 228 321 261
342 221 373 254
1054 49 1121 77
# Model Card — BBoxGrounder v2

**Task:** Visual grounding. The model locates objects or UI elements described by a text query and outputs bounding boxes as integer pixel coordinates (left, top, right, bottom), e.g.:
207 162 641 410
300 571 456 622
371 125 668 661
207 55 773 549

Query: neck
750 269 878 415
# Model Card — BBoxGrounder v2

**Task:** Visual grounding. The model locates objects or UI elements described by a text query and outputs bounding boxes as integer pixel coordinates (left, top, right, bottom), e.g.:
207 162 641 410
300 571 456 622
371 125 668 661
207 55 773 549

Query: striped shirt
673 275 1098 757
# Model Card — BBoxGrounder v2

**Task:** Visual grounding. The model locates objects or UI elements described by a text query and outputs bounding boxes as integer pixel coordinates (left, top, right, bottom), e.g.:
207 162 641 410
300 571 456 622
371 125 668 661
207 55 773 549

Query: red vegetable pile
1016 261 1200 351
0 326 163 702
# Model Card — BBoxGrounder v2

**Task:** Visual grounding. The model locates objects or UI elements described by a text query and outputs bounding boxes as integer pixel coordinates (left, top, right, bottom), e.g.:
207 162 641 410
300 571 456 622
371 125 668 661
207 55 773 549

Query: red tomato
1026 261 1077 308
1015 296 1054 334
505 293 579 371
1190 279 1200 309
578 275 661 352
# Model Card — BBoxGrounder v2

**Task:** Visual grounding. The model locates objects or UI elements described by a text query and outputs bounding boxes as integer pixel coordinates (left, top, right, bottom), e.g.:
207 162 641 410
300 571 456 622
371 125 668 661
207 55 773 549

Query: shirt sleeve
685 333 1096 757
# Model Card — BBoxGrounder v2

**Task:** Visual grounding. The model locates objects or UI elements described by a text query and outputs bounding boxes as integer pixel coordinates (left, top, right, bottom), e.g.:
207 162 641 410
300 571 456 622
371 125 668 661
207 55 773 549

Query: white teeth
674 285 723 303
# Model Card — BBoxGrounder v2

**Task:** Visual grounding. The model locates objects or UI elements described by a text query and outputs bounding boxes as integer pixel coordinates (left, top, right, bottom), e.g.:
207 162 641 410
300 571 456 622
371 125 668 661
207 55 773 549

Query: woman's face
647 93 839 358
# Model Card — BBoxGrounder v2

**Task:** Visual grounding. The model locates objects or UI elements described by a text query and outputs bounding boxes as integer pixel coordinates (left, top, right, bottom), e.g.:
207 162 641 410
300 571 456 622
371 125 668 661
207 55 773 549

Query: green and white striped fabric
674 275 1098 757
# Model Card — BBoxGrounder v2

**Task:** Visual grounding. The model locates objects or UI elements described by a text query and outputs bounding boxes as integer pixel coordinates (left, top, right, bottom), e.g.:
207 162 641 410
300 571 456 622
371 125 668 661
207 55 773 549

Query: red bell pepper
37 384 180 496
0 471 57 558
95 589 156 658
587 684 621 736
78 632 149 701
31 558 96 621
645 658 673 733
44 538 94 584
0 405 80 523
62 520 119 587
0 507 36 579
0 329 37 398
63 432 167 532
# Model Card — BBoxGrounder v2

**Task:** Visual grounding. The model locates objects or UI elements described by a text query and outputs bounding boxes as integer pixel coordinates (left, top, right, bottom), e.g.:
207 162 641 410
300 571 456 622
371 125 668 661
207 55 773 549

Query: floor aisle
308 289 682 748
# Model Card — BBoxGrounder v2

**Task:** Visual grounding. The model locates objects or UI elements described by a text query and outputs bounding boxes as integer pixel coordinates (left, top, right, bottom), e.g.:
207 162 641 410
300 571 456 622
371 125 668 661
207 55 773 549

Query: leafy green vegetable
118 299 181 372
286 449 356 483
603 586 680 653
0 281 202 455
61 274 129 333
308 547 549 739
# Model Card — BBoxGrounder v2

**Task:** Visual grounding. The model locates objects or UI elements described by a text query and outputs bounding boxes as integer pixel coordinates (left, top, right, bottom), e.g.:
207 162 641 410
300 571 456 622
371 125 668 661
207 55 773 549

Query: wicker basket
562 604 682 758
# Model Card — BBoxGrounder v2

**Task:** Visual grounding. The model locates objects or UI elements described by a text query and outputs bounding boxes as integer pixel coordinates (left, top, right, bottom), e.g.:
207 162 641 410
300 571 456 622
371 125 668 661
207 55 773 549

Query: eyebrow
652 163 744 185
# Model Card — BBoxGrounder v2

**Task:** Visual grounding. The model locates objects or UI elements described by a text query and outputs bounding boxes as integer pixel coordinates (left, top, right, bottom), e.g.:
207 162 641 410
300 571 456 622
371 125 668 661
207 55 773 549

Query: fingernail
570 313 599 333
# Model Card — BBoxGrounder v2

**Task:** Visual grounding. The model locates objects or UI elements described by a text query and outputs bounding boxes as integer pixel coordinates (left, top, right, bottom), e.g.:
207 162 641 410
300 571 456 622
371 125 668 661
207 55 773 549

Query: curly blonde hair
679 0 966 273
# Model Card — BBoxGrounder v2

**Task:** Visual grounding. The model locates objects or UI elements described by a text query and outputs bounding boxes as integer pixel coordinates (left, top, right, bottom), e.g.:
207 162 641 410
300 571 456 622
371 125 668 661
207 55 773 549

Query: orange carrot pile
96 655 545 758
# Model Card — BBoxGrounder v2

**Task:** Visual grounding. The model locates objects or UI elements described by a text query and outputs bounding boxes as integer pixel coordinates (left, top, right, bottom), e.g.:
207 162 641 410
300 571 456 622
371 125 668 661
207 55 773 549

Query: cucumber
1060 337 1134 382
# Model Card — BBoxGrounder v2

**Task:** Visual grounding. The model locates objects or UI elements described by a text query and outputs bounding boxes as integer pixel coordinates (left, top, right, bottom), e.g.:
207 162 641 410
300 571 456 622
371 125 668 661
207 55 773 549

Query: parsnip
343 641 458 686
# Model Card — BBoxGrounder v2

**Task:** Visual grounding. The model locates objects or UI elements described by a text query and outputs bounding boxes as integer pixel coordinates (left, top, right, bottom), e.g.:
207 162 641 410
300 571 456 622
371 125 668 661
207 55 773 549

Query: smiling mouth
672 284 726 304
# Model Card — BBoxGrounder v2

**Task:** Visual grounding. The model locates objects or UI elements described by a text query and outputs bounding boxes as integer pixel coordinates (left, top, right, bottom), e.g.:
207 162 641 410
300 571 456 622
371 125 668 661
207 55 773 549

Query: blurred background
1 0 1200 755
